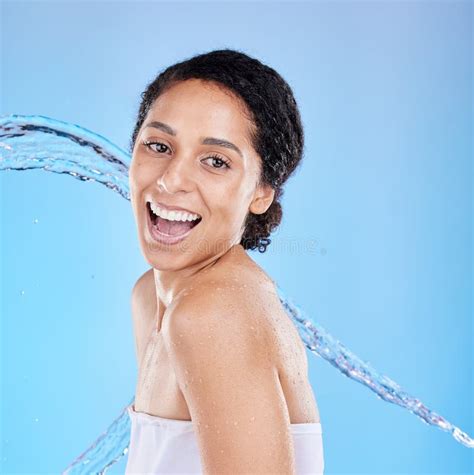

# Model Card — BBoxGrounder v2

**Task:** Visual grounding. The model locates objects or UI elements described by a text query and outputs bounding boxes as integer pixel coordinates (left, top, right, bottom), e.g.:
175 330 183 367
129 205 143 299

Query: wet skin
128 78 321 472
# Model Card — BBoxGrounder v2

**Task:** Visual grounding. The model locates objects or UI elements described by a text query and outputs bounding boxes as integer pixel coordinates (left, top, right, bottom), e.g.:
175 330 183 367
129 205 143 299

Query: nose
157 152 194 194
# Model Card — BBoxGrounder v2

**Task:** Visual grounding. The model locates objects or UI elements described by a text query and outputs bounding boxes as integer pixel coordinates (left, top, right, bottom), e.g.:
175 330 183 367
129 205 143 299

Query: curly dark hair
129 48 305 253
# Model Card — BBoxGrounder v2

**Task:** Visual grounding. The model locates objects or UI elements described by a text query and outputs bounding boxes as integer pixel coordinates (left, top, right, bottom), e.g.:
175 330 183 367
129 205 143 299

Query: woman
125 48 324 474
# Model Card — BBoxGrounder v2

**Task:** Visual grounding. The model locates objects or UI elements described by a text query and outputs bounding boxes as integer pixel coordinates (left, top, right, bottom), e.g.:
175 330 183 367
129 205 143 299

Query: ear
249 183 275 215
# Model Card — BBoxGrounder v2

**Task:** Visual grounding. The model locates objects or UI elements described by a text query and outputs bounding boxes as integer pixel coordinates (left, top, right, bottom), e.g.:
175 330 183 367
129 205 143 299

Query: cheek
129 158 153 190
212 187 250 226
128 161 149 213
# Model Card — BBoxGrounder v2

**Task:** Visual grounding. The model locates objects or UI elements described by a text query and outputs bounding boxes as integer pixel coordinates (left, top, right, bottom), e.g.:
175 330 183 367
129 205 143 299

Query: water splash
0 113 130 198
1 114 471 474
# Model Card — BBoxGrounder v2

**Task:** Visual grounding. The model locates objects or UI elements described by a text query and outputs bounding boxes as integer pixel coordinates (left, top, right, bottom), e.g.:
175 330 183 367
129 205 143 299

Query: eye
142 140 170 154
202 154 231 170
142 140 230 170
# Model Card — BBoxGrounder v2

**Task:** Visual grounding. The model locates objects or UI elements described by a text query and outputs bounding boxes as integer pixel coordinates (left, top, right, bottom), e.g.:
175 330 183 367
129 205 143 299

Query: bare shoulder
165 263 278 355
131 267 155 302
131 268 156 318
130 268 156 362
164 256 306 375
163 265 297 473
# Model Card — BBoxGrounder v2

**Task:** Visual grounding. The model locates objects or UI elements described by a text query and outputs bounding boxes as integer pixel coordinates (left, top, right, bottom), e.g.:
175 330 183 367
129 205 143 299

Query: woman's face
129 78 274 270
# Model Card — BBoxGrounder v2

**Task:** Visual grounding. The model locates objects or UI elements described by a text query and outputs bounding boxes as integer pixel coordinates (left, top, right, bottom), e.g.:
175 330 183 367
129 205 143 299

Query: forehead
144 79 255 147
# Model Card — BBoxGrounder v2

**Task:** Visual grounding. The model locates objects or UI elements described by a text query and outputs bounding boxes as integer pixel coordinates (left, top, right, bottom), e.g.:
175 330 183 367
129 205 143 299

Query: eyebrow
144 120 243 158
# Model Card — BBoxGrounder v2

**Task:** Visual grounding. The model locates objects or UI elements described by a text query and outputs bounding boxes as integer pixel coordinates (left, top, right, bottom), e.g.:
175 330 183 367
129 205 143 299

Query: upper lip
147 199 201 217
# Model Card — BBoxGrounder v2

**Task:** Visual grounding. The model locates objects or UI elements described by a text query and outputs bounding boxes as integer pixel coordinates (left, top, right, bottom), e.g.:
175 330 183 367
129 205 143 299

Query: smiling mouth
146 202 202 237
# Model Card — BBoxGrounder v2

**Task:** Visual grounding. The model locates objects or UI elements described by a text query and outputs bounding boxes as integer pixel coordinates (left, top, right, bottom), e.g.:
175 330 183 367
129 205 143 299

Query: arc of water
1 114 471 474
0 113 131 199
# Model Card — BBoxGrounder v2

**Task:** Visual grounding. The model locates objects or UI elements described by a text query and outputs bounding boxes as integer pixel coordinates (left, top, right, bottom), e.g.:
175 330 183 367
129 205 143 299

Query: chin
139 237 196 271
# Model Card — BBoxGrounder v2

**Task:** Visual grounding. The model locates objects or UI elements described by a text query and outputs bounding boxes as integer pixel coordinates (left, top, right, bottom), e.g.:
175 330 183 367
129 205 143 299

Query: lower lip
146 207 199 246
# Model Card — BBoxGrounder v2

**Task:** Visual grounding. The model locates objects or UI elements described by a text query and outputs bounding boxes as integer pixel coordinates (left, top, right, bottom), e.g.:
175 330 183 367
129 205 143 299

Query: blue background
1 0 472 473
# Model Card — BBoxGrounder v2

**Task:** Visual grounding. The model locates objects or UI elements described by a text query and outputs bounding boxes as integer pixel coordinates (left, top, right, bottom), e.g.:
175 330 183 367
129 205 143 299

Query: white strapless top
125 404 324 474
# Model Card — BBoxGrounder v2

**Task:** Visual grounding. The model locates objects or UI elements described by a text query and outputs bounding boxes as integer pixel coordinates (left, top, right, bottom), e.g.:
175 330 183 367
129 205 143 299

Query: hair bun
240 199 282 253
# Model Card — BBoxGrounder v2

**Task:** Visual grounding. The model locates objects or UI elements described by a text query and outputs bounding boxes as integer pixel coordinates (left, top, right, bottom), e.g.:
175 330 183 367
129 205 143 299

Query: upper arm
164 286 296 475
130 268 156 365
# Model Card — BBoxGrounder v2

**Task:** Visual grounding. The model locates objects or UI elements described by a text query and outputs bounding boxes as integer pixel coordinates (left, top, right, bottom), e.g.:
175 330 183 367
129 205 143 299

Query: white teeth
149 202 201 222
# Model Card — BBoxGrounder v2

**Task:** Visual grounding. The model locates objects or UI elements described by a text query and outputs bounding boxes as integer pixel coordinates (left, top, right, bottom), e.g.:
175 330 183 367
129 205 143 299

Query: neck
152 243 245 311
